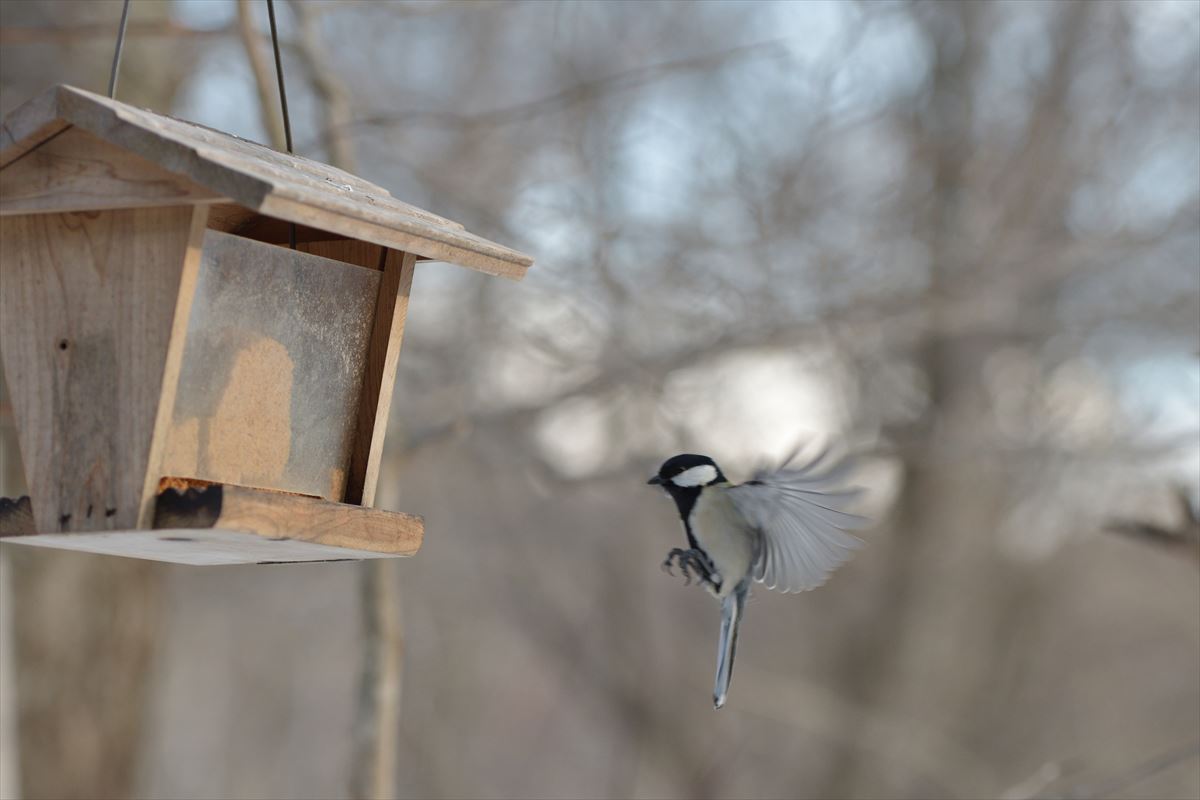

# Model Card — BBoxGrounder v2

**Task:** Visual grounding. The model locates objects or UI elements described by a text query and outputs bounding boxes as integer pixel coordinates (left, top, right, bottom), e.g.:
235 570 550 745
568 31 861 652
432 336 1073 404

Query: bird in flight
648 447 867 708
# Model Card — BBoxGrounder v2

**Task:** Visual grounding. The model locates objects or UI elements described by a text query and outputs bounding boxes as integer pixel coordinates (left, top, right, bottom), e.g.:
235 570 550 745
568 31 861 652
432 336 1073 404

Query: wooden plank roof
0 85 532 279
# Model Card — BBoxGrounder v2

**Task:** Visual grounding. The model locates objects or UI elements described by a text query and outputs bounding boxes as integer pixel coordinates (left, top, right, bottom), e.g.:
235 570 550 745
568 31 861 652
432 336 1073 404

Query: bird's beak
647 475 663 486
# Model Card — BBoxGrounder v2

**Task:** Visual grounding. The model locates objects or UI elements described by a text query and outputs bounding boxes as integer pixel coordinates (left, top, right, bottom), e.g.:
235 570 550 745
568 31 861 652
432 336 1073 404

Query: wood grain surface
0 206 208 532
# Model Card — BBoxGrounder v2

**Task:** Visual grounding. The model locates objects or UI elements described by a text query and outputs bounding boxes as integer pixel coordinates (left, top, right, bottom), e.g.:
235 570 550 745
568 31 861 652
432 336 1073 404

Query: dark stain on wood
0 496 36 536
153 484 223 529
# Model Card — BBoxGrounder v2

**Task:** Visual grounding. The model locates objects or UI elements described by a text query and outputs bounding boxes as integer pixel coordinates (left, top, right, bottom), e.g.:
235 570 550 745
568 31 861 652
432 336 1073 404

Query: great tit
648 448 867 709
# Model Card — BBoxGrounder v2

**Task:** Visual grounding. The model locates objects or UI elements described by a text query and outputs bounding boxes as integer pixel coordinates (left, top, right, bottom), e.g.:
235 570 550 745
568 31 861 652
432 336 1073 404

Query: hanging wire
107 0 132 98
266 0 295 155
265 0 297 249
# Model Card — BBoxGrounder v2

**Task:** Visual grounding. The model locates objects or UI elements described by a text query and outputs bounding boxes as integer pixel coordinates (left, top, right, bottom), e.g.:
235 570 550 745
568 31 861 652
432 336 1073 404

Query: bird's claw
661 547 716 588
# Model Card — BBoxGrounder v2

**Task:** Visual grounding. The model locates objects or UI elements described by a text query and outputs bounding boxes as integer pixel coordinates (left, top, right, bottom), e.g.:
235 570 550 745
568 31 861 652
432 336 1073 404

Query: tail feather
713 584 747 709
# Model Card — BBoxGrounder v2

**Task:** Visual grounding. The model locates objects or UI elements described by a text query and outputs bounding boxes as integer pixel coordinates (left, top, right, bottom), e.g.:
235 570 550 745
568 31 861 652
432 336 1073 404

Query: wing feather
729 448 868 593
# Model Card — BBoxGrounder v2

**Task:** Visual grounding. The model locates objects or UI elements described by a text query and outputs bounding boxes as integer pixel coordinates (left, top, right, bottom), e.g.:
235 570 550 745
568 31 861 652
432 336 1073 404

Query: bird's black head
647 453 726 490
648 454 726 520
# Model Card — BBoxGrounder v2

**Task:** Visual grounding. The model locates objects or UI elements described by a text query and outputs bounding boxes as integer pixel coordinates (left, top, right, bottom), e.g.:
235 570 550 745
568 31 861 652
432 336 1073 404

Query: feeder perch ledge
0 85 533 565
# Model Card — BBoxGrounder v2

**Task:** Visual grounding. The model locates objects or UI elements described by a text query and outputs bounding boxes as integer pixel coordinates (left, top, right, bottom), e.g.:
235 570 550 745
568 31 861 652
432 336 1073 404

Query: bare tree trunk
824 5 1008 796
9 552 162 800
351 561 403 800
823 4 1099 796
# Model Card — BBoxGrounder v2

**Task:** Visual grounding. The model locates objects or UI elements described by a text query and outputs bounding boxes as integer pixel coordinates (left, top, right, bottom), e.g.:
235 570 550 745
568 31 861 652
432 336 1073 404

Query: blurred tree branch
1105 485 1200 568
0 21 235 45
302 0 519 19
351 559 403 800
322 36 795 137
290 0 356 172
1015 740 1200 800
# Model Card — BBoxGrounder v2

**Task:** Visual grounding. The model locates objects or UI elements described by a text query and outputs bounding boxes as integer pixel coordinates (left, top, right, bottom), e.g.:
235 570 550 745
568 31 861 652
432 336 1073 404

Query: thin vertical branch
351 561 403 800
291 0 356 172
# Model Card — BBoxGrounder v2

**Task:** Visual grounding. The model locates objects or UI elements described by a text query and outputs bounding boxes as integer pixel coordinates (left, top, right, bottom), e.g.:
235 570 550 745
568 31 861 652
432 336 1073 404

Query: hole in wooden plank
159 536 195 542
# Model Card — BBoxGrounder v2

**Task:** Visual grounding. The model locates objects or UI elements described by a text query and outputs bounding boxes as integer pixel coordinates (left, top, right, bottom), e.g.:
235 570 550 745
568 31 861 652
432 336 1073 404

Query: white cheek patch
672 464 717 487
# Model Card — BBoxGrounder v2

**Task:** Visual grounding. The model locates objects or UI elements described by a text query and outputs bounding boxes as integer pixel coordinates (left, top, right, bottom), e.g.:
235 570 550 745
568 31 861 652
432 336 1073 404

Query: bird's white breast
690 487 755 598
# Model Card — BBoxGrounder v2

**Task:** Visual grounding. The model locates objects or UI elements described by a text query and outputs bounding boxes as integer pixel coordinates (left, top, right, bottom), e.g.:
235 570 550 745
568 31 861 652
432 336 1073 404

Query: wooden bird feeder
0 85 532 565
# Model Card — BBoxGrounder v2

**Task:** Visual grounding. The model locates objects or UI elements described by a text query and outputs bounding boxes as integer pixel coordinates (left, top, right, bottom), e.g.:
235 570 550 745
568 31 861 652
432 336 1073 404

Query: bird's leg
661 547 719 589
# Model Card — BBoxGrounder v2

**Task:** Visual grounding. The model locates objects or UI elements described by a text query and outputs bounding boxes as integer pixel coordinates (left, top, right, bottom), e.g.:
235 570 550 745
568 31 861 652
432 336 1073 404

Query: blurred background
1 1 1198 798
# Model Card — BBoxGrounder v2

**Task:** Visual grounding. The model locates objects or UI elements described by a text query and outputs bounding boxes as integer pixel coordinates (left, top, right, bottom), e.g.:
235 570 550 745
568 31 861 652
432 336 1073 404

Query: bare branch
289 0 357 172
331 37 795 135
1105 485 1200 567
0 21 235 45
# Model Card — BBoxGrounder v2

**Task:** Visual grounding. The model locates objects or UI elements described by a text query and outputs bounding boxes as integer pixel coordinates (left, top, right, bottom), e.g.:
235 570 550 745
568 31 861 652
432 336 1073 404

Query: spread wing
727 446 869 593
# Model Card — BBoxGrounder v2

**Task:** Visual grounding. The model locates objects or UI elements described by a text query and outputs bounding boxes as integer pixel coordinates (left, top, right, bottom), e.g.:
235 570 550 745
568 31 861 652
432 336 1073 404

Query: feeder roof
0 85 532 279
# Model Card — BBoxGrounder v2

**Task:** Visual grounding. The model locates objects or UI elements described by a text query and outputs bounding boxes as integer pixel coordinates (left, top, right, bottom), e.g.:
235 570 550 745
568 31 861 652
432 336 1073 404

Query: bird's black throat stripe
665 484 703 551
